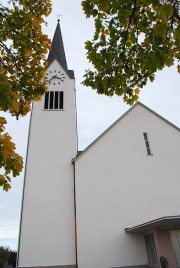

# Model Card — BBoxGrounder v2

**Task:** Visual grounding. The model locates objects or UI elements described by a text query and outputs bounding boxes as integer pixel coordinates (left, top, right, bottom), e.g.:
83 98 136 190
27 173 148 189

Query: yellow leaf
177 65 180 74
33 17 40 26
9 102 20 113
3 183 11 192
0 175 5 181
134 88 140 95
0 117 7 125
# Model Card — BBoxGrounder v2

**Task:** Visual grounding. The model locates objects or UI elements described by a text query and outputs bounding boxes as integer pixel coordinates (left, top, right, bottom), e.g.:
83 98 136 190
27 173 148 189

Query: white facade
18 59 77 267
74 104 180 268
18 22 180 268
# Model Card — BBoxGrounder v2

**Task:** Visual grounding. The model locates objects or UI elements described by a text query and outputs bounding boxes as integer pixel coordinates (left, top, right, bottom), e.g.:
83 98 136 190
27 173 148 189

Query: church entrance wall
170 230 180 268
144 228 177 268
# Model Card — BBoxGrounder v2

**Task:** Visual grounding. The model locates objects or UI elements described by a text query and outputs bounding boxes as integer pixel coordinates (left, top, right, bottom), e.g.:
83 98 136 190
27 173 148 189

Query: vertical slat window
59 91 64 109
49 92 54 109
143 132 152 155
44 92 49 109
54 91 59 109
44 91 64 110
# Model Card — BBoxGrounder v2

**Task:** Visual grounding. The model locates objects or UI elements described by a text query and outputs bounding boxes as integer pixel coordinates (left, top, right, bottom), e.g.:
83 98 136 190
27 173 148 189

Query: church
17 21 180 268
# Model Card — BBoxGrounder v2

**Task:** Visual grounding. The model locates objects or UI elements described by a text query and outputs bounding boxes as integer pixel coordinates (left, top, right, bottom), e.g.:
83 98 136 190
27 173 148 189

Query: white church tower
17 21 77 268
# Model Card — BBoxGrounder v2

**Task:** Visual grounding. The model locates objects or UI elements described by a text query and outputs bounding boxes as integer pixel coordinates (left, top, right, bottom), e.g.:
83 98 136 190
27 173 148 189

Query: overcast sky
0 0 179 250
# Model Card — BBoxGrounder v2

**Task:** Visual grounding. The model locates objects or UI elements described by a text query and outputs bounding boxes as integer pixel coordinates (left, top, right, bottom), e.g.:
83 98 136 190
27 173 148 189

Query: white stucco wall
18 60 77 266
75 104 180 268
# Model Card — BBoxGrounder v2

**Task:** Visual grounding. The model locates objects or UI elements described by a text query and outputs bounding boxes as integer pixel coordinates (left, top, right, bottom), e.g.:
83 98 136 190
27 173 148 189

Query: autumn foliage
0 0 52 190
82 0 180 104
0 117 23 191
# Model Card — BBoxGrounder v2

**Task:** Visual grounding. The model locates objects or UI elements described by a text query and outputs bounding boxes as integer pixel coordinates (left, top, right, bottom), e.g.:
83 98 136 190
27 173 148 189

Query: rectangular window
49 91 54 109
144 234 158 264
44 91 64 110
60 91 64 109
143 132 152 155
44 91 49 109
54 91 59 109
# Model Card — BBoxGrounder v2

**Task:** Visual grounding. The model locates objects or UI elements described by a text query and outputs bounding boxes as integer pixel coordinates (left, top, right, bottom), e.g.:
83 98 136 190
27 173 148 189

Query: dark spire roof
47 20 68 71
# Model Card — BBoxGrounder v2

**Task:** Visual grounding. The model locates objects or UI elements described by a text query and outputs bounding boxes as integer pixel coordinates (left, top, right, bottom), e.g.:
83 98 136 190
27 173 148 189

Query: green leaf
82 0 180 104
85 40 93 51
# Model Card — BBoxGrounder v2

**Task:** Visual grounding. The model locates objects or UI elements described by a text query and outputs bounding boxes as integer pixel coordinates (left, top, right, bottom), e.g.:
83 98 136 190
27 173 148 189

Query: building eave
125 215 180 233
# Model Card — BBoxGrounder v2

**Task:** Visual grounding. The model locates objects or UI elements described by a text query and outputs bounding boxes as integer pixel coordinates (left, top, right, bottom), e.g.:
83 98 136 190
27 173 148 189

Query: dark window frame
44 91 64 110
143 132 153 156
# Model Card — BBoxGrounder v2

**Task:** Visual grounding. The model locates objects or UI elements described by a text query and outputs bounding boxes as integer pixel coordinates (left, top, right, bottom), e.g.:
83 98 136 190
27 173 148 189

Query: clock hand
48 75 65 82
48 75 58 82
53 77 63 80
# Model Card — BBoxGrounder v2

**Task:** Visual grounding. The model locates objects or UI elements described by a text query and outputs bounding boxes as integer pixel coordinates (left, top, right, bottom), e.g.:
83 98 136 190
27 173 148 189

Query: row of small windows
44 91 64 110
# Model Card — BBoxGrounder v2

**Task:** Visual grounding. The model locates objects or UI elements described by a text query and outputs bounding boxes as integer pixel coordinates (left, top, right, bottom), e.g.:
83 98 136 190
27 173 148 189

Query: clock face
45 70 66 85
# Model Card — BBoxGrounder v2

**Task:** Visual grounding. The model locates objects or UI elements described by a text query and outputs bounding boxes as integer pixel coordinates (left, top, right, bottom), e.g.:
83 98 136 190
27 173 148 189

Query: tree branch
121 0 137 58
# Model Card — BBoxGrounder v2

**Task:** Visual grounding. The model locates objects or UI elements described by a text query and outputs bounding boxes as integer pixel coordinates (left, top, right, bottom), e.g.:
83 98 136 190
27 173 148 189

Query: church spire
47 20 68 71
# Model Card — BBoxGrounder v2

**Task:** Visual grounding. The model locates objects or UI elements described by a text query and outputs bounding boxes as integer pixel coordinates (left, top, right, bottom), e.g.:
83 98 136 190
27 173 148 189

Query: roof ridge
72 102 179 162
